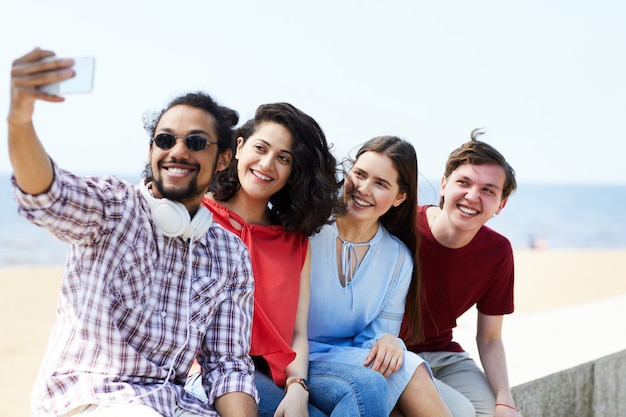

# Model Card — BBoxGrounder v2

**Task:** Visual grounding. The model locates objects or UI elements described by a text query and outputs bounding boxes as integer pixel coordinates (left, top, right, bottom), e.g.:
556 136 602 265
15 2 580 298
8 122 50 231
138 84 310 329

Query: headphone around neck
139 180 212 242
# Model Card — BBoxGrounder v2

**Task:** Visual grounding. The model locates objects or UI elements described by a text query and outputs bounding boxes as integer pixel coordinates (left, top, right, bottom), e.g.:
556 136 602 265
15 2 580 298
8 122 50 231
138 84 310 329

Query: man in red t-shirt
401 130 522 417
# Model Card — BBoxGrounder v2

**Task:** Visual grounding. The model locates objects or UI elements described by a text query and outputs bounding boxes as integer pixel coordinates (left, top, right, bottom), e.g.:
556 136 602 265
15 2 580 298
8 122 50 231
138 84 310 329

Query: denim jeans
256 370 327 417
308 360 388 417
257 361 388 417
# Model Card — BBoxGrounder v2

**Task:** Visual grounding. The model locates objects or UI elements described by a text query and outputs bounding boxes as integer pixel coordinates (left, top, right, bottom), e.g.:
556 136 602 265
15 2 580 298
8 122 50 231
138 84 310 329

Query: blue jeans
257 361 388 417
256 370 327 417
308 361 388 417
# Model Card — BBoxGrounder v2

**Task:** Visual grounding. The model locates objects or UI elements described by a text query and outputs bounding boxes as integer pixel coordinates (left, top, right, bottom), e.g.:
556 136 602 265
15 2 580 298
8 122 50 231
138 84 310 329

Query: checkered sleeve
202 237 258 405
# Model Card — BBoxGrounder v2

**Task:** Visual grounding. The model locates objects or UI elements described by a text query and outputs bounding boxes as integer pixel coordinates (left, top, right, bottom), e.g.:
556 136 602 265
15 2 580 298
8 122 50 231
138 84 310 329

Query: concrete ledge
512 349 626 417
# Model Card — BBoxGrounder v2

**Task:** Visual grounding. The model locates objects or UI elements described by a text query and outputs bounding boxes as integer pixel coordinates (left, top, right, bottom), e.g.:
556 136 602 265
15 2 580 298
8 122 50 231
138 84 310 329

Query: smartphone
39 57 95 95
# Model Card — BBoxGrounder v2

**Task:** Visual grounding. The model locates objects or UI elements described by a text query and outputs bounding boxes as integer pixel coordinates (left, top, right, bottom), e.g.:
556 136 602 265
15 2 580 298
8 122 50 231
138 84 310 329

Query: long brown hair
351 136 423 344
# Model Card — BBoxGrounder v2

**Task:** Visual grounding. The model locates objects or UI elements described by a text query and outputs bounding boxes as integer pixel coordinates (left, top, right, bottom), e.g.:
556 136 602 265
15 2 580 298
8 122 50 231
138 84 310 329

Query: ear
392 192 408 207
216 149 232 172
439 175 447 193
234 137 244 160
495 197 508 215
148 145 153 163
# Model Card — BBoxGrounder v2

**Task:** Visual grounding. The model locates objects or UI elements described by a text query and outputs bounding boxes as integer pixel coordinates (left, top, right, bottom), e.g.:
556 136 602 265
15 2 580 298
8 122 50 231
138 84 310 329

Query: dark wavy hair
210 102 342 237
141 91 238 180
346 136 423 344
440 128 517 207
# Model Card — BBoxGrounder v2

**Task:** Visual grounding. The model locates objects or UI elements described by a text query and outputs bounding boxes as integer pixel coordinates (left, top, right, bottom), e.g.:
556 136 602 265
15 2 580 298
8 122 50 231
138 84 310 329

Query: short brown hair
440 129 516 207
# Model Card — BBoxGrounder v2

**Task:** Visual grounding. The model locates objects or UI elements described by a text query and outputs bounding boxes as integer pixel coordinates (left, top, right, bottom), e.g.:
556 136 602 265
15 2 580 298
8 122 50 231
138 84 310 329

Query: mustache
158 158 200 169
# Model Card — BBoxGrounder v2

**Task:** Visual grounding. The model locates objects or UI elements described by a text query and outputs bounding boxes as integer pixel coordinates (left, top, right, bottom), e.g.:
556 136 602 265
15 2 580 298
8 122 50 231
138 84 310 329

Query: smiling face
234 121 294 203
440 162 508 233
148 104 230 211
344 150 407 225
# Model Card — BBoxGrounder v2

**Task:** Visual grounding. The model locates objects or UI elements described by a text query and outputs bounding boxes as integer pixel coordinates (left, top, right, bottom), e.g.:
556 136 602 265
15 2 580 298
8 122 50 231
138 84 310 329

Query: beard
152 171 207 203
148 157 217 203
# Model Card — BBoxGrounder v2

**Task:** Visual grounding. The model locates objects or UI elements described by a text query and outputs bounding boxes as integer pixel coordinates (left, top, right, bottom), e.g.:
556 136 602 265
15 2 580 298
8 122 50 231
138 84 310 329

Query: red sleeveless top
203 197 308 385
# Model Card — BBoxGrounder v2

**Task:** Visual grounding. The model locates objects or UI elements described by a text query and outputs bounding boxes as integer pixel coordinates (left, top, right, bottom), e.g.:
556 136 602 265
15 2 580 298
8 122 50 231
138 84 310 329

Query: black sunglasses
152 133 218 152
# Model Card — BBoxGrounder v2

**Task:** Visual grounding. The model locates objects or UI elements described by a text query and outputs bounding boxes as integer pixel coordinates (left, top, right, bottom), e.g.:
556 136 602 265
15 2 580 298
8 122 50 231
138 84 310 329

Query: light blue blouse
307 222 425 410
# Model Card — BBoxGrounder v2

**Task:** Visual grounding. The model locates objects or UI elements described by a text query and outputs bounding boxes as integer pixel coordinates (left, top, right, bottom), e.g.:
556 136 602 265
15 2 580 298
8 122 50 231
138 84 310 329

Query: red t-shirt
203 197 308 385
403 205 514 353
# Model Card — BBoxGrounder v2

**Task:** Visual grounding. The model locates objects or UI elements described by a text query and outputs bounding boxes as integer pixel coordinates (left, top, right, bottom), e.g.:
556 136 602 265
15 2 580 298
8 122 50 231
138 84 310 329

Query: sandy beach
2 249 626 416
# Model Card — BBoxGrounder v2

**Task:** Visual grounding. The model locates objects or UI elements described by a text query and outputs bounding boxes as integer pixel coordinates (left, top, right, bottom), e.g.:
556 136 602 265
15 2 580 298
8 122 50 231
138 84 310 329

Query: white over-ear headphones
139 180 212 242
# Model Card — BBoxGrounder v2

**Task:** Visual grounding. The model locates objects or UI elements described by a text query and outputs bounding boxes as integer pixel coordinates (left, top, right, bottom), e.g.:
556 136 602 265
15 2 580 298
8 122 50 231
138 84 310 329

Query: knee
446 396 475 417
437 381 476 417
353 369 386 396
343 370 388 416
322 367 386 400
308 363 388 416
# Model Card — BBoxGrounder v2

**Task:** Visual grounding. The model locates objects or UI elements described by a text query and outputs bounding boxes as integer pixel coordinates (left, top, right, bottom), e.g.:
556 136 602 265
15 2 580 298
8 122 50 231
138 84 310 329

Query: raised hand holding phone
38 56 95 95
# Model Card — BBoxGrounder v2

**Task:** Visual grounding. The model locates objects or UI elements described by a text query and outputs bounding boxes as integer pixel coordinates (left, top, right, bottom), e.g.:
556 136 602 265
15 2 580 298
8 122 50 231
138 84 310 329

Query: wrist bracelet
496 403 519 411
284 377 310 393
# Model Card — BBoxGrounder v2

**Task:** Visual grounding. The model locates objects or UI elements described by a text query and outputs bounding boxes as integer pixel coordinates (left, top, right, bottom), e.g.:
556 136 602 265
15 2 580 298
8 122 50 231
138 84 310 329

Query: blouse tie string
339 237 369 310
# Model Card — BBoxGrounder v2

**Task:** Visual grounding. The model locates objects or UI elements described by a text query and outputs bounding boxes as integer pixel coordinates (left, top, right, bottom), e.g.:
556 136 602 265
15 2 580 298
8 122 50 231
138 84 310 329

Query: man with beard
8 48 258 417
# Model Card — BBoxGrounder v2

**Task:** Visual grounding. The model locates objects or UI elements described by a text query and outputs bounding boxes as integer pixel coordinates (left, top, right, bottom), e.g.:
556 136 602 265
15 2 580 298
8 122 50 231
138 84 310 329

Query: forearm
286 246 313 382
277 329 310 416
8 118 54 194
8 48 72 194
276 253 313 414
204 260 258 403
477 338 515 405
285 329 310 381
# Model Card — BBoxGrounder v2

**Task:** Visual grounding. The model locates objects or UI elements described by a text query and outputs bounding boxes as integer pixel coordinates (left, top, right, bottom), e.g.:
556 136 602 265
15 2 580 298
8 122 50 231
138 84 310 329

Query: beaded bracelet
496 403 519 411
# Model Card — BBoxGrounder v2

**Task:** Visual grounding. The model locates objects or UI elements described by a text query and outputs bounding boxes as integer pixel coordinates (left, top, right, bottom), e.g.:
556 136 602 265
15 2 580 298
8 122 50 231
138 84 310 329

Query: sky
1 0 625 184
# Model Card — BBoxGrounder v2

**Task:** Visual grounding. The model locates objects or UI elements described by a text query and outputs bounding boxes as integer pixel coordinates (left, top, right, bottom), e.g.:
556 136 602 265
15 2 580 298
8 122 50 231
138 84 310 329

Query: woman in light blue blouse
308 136 452 417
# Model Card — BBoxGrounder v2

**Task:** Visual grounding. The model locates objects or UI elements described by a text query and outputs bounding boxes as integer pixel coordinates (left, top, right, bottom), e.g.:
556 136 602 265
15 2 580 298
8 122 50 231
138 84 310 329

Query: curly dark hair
141 91 238 179
210 102 342 236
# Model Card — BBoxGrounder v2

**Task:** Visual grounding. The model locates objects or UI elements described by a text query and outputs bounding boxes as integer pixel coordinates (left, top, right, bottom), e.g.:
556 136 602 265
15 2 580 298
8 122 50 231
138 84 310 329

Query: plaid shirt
13 163 258 416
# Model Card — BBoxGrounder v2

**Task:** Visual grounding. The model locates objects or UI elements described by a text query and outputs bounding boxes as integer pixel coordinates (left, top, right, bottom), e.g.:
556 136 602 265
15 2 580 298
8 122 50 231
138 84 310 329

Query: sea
1 173 625 267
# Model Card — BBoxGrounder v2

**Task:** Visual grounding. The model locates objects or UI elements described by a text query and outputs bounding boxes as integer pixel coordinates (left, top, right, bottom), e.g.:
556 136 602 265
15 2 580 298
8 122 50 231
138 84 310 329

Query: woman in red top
189 103 388 417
